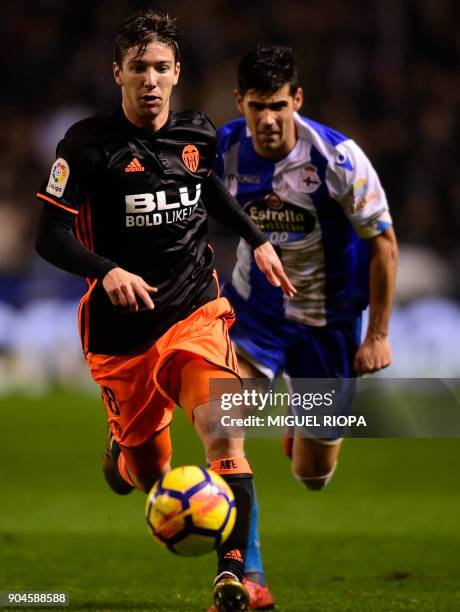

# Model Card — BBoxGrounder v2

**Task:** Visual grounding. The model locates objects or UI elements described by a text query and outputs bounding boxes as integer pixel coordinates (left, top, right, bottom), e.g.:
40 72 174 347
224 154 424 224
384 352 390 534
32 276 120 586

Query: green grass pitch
1 390 459 611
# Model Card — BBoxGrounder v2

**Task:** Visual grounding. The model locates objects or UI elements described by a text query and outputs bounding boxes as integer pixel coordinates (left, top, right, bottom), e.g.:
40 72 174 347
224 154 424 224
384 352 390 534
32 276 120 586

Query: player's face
113 41 180 131
236 84 303 160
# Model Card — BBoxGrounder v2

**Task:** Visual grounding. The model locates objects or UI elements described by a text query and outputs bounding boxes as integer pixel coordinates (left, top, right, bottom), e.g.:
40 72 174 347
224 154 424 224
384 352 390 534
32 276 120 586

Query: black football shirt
37 109 227 355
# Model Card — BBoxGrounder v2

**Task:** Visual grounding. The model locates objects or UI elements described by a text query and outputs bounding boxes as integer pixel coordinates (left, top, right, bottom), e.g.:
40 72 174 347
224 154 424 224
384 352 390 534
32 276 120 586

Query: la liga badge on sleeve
46 157 70 198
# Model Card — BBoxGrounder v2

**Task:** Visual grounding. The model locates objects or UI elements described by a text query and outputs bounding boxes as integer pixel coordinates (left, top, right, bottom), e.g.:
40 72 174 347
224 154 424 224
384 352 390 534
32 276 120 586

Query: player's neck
254 137 297 161
122 102 170 132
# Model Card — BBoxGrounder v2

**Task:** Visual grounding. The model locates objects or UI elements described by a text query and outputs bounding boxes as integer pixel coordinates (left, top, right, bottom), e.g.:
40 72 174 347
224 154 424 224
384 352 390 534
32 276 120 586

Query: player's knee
291 436 342 487
292 462 337 491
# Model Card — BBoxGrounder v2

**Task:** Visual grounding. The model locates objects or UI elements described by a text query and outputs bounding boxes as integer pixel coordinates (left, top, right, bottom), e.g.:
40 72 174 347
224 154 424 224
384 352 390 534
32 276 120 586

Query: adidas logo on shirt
124 157 144 172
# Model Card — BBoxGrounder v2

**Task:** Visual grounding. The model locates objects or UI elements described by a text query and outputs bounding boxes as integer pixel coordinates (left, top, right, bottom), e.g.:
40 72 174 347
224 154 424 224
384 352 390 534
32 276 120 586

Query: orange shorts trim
86 297 240 446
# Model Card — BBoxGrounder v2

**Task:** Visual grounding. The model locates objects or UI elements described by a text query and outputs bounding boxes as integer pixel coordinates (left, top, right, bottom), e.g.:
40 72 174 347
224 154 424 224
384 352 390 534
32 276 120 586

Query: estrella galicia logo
243 193 315 244
265 192 283 210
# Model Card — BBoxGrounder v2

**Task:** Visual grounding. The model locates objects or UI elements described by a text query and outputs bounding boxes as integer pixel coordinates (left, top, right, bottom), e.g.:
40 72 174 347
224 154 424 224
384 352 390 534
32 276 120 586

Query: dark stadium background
1 0 459 297
1 2 459 611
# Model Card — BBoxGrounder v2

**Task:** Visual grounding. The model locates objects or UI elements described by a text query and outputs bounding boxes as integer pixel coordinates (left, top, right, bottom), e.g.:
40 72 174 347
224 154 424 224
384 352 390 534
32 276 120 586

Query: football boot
102 428 133 495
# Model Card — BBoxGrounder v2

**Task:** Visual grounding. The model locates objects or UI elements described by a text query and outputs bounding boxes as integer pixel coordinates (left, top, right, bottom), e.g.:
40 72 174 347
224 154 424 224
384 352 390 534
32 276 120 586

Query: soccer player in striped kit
214 43 398 609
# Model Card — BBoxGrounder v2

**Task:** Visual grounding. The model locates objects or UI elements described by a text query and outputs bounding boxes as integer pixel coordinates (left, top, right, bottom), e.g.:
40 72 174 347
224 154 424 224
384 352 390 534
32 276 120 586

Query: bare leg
291 436 342 490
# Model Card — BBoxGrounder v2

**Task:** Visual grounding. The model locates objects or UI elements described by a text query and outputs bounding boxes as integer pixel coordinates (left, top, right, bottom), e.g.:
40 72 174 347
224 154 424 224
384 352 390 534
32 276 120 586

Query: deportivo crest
182 144 200 172
302 164 321 193
46 157 69 198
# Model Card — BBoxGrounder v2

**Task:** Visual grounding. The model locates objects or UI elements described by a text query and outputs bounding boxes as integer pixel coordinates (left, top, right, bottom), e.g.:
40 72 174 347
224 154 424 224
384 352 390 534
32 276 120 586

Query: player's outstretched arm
203 174 296 297
254 242 296 298
354 227 398 375
102 267 157 311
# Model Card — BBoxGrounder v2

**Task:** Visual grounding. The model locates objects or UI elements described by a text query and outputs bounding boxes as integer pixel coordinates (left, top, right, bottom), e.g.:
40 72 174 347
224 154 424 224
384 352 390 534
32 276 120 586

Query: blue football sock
244 484 265 582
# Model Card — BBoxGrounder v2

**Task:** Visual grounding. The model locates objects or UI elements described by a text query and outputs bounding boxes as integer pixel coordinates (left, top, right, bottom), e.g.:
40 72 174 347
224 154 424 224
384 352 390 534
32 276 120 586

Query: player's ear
293 87 303 112
113 62 123 86
234 90 244 114
173 62 181 86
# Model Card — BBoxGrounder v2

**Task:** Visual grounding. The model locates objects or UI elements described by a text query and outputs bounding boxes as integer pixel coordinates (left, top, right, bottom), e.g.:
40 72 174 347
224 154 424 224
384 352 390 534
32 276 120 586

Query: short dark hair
237 43 298 95
114 10 180 65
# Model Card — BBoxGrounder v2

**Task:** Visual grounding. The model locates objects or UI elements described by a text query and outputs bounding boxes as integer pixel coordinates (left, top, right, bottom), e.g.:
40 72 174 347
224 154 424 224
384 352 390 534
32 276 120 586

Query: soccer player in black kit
35 10 295 612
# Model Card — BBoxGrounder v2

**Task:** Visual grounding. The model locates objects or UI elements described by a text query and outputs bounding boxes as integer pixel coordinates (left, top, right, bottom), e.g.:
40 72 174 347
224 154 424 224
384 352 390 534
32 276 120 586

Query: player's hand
102 267 158 312
254 242 296 298
353 336 392 375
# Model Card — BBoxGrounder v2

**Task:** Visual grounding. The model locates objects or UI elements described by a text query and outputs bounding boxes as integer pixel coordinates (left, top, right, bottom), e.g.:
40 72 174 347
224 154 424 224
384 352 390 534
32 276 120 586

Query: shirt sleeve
196 111 219 176
203 173 266 248
36 126 101 215
35 202 117 280
35 123 116 279
326 139 392 239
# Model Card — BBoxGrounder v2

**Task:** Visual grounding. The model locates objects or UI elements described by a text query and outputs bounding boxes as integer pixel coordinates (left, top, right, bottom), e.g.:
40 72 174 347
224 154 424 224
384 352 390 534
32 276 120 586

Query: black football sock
216 473 254 582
